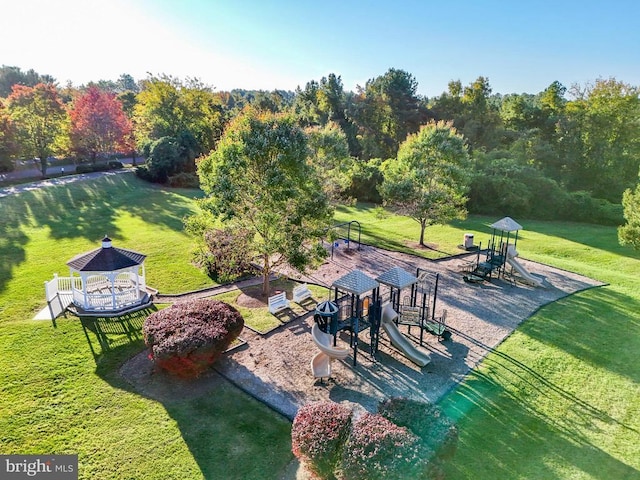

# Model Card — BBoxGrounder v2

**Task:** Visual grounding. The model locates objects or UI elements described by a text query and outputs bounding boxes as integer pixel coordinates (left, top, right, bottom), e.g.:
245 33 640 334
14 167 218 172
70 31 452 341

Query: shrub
199 227 255 283
340 413 430 480
168 172 200 188
378 397 458 462
143 299 244 377
108 160 124 169
291 401 352 479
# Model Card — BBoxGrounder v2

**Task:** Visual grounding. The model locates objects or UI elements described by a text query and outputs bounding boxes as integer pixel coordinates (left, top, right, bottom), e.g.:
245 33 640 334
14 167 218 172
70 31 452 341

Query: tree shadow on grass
443 360 639 479
0 174 199 294
86 309 294 480
520 286 640 384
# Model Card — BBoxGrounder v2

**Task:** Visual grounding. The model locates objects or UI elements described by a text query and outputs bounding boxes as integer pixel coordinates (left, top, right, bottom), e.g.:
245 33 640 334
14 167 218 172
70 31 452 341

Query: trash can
464 233 474 249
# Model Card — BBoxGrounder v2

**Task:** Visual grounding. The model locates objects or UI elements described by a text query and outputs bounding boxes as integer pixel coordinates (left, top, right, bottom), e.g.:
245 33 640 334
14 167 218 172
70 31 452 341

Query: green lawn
1 180 639 479
0 174 294 479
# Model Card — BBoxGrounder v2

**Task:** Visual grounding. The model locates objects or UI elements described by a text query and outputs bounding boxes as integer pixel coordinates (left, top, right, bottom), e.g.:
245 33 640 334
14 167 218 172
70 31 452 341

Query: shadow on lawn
521 287 640 384
442 312 640 478
445 359 639 479
0 174 198 294
84 308 294 480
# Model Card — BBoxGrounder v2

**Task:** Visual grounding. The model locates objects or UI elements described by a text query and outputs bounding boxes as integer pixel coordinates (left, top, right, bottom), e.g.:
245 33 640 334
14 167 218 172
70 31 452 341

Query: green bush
143 299 244 377
75 162 122 174
563 191 623 226
291 401 352 479
168 172 200 188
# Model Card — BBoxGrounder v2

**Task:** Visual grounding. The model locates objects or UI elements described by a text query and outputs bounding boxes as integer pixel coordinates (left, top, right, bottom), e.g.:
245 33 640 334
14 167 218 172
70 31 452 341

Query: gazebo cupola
66 236 148 313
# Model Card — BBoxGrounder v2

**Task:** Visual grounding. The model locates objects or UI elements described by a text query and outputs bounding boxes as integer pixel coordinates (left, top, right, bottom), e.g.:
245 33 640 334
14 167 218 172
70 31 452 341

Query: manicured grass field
1 179 639 479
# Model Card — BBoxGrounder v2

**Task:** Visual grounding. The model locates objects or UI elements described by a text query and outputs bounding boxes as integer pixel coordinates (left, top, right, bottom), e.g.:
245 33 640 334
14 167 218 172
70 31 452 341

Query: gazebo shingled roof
67 236 146 272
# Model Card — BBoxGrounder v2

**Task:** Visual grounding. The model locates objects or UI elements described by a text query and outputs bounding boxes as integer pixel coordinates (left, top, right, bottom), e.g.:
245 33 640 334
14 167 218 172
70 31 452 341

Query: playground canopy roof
490 217 523 232
376 267 418 290
332 270 379 296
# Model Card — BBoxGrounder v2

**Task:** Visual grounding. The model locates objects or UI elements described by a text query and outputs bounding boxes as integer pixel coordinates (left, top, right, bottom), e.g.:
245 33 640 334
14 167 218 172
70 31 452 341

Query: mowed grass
337 202 640 478
2 180 640 479
213 279 330 334
0 174 294 479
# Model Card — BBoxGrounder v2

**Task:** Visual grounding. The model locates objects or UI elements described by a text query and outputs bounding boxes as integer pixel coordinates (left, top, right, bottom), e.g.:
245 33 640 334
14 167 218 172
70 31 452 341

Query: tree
134 75 225 171
68 85 131 163
566 78 640 200
379 120 471 246
0 65 55 98
351 68 428 160
6 83 66 176
0 101 18 171
196 108 333 295
305 121 353 201
619 179 640 250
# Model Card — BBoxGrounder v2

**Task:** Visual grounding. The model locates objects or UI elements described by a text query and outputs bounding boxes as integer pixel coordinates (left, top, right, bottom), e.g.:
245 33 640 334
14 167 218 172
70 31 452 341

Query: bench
268 291 290 314
292 283 312 303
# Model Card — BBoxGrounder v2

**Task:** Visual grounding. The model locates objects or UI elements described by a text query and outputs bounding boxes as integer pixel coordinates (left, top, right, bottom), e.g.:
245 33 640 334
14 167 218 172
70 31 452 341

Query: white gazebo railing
46 270 147 313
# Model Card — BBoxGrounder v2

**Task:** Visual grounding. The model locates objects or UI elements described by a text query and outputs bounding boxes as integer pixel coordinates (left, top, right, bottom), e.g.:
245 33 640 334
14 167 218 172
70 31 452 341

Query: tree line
1 64 639 227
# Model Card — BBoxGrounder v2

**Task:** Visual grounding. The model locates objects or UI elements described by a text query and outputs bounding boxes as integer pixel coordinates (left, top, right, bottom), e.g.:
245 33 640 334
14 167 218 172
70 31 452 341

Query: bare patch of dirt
236 292 269 308
405 240 439 250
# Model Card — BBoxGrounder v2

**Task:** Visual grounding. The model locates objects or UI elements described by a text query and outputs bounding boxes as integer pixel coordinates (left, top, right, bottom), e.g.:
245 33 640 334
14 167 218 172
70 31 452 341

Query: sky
1 0 638 97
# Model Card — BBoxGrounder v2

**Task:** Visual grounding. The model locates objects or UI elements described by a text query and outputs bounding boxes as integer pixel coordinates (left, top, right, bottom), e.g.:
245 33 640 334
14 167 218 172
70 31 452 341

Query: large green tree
566 78 640 200
6 83 67 176
351 68 428 160
134 75 225 171
196 108 333 295
379 120 471 246
305 121 353 202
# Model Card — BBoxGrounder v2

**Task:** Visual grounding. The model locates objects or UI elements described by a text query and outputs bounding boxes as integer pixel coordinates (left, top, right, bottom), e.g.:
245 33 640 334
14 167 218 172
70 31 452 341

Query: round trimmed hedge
143 299 244 377
291 401 352 479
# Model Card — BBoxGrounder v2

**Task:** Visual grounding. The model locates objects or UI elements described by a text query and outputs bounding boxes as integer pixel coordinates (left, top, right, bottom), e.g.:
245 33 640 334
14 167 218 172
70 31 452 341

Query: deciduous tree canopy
196 108 333 295
379 120 471 246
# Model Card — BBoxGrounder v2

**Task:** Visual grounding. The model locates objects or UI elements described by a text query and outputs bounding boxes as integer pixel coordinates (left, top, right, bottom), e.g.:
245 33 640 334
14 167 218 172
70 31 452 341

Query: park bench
292 283 312 303
268 291 290 314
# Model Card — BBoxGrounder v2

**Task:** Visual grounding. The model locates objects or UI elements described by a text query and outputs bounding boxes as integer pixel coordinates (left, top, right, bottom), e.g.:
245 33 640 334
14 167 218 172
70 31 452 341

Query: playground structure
462 217 549 287
326 220 362 259
310 322 351 381
310 265 452 372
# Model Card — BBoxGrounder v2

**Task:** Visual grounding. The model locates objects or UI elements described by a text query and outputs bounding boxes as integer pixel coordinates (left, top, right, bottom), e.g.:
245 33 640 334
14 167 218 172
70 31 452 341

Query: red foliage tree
69 85 131 163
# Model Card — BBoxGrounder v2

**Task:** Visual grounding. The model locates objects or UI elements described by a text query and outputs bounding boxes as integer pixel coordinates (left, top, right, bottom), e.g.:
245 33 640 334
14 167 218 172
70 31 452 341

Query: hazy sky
1 0 638 96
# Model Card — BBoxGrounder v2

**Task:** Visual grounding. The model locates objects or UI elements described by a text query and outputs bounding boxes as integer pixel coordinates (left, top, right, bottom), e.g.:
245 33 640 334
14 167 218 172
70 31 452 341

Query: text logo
1 455 78 479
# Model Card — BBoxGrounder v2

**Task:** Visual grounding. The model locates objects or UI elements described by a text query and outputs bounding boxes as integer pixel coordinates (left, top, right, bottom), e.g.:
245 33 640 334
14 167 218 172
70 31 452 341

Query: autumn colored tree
0 101 18 171
68 85 131 163
6 83 67 176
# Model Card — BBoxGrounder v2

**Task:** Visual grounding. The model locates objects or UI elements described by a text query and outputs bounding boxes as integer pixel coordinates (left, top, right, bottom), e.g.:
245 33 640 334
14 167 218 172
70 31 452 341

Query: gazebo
66 236 149 314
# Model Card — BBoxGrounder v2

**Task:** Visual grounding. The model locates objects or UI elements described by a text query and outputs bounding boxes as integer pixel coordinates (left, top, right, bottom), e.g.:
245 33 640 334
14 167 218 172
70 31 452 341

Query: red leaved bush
143 299 244 377
340 412 429 480
291 401 352 480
